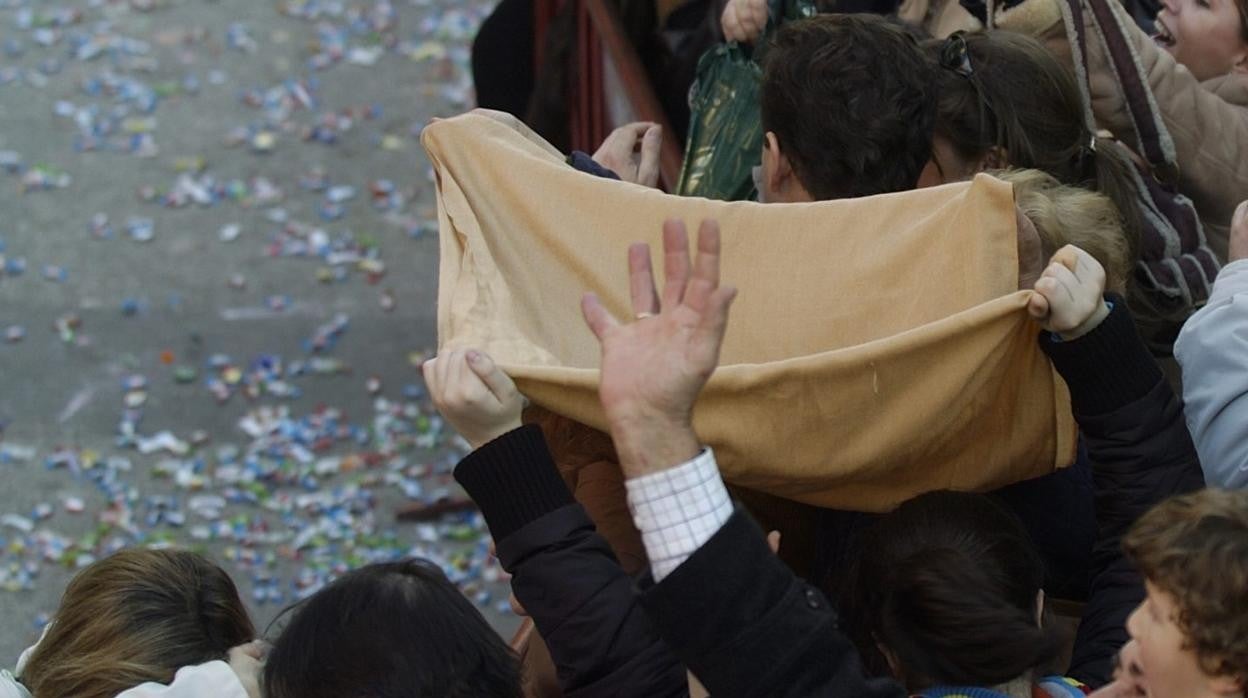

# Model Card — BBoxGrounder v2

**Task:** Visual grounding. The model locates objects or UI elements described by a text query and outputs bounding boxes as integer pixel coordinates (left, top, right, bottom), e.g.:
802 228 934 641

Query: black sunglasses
938 32 1006 151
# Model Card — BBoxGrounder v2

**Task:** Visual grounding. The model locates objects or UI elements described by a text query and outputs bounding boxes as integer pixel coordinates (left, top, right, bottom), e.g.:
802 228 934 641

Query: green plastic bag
675 0 816 201
675 44 764 201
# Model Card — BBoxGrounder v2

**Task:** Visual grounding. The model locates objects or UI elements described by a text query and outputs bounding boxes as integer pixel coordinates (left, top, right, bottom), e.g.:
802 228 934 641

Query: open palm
581 219 737 473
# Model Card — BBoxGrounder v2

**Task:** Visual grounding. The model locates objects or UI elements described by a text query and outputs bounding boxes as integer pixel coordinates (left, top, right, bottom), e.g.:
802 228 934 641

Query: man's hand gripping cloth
423 110 1077 512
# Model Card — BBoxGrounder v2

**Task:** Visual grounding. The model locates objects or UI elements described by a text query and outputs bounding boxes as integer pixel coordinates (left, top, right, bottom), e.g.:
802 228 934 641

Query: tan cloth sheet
424 111 1077 512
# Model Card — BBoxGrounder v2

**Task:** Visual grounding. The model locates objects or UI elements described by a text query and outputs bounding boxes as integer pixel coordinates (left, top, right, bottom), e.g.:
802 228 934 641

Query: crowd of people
4 0 1248 696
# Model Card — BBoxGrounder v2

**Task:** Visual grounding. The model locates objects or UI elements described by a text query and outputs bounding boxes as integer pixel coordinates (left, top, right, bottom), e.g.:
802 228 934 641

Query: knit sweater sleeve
453 425 575 541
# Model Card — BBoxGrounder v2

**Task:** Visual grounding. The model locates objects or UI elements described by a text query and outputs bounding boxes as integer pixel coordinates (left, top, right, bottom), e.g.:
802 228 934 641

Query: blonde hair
994 168 1131 294
20 548 254 698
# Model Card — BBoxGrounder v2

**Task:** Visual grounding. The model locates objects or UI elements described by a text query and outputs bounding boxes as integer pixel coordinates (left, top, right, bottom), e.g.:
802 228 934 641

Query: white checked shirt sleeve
625 448 733 582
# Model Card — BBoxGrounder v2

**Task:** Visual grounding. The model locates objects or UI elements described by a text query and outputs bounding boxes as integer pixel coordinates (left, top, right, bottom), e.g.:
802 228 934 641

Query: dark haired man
755 14 939 202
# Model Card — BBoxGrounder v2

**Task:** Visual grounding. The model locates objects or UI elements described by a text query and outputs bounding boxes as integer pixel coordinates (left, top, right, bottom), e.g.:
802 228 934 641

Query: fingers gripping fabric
423 111 1076 512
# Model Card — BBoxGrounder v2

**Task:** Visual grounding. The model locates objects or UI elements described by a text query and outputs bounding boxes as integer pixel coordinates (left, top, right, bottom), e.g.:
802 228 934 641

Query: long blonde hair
20 548 254 698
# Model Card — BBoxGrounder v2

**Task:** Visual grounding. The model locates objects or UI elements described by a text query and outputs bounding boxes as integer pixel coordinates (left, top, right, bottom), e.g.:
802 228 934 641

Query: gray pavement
0 0 521 663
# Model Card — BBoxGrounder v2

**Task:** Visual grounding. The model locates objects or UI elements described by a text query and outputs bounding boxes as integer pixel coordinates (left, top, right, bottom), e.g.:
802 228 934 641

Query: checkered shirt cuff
625 448 732 582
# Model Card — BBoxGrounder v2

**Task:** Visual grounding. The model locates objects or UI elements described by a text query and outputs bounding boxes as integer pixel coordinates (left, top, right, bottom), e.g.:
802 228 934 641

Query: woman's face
1154 0 1248 82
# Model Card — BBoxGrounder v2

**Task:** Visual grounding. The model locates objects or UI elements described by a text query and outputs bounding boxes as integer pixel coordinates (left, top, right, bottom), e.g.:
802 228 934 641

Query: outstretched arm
1031 246 1205 685
584 218 905 697
423 350 687 697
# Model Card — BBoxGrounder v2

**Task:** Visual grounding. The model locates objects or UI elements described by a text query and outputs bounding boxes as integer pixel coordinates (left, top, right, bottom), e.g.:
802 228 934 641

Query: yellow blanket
424 111 1076 512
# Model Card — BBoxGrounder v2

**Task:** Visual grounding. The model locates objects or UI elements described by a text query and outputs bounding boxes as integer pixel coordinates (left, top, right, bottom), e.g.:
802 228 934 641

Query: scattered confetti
0 0 504 649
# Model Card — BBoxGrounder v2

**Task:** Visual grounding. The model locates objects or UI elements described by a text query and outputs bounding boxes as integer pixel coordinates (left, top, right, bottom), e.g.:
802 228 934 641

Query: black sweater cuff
453 425 575 542
1039 294 1163 417
567 151 620 180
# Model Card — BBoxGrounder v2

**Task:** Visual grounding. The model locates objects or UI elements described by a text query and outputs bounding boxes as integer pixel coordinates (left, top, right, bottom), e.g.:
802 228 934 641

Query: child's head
20 548 255 698
1122 489 1248 698
264 558 522 698
841 491 1065 689
1154 0 1248 82
992 167 1132 294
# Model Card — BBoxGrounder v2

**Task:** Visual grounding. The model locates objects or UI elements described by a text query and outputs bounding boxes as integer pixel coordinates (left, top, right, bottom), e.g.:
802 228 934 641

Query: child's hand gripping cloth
424 110 1077 512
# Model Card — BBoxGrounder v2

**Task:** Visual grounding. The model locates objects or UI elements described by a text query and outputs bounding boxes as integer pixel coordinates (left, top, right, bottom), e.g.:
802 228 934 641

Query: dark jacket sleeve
454 425 687 698
639 509 907 698
1040 297 1206 686
567 151 620 179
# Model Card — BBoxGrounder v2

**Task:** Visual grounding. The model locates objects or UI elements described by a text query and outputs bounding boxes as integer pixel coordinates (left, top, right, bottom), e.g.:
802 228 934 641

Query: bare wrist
468 420 524 449
1058 301 1111 341
609 413 702 478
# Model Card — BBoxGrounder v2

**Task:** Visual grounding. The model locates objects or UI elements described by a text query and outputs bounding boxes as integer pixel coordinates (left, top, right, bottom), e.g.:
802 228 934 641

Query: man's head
758 15 938 203
1122 489 1248 698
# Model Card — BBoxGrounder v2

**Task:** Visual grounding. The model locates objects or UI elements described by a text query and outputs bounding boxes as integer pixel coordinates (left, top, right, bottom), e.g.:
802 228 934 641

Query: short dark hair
760 14 938 200
840 491 1065 689
264 559 522 698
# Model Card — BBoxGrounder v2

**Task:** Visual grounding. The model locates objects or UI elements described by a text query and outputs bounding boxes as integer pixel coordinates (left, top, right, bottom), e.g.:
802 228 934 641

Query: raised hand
1231 200 1248 262
423 349 524 449
591 122 663 188
581 219 737 477
721 0 768 44
1027 245 1111 340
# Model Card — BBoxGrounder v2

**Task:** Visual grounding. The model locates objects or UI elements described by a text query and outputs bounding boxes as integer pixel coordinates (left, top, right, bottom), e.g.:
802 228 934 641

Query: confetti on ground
0 0 504 652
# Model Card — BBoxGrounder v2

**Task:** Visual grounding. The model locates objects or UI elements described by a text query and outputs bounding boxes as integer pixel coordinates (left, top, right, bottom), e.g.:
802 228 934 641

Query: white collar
0 670 32 698
2 622 50 698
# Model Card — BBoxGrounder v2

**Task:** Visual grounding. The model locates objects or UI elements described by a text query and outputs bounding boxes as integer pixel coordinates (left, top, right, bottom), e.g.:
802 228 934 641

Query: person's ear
874 637 903 678
763 131 791 191
1035 589 1046 629
981 145 1008 171
1232 51 1248 76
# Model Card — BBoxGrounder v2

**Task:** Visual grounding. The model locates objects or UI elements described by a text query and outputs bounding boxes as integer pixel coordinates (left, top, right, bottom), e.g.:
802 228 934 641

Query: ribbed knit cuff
1040 294 1163 416
453 425 575 542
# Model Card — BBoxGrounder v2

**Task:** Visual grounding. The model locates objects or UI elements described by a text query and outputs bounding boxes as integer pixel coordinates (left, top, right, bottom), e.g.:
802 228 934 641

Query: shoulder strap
1060 0 1178 183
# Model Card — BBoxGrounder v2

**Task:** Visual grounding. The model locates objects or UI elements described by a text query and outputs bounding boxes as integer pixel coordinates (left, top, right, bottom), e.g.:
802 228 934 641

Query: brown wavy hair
1124 489 1248 682
20 548 255 698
